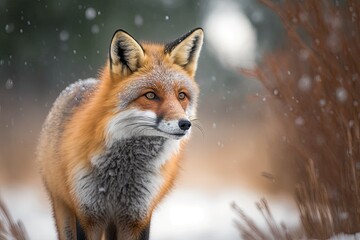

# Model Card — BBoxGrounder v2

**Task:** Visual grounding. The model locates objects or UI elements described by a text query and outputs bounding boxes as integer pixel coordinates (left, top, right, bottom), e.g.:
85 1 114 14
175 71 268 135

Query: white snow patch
329 233 360 240
1 187 298 240
152 189 298 240
1 186 56 240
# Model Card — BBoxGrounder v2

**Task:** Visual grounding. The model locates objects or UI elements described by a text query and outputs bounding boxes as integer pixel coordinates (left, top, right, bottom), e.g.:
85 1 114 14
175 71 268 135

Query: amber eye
178 92 186 100
145 92 157 100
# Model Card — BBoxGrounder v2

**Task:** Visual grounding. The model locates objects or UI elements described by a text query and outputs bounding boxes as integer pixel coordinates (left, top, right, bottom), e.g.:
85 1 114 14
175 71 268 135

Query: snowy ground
1 186 298 240
330 233 360 240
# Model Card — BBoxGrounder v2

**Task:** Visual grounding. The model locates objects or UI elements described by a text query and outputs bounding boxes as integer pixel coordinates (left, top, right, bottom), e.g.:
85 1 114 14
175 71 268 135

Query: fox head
102 28 204 144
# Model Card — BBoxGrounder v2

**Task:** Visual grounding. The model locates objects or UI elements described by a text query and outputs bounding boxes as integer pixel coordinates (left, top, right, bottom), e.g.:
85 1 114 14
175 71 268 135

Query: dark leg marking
105 222 117 240
64 224 74 240
76 219 86 240
139 221 151 240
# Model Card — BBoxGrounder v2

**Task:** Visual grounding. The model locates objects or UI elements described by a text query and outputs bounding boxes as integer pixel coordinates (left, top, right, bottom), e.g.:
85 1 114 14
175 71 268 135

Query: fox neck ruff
73 136 178 224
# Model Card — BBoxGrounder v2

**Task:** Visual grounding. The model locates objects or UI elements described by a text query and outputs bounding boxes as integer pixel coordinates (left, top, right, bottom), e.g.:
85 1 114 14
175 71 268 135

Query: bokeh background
0 0 299 239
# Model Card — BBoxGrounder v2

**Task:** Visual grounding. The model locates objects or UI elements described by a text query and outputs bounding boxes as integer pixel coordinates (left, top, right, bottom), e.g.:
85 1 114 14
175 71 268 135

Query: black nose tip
178 119 191 131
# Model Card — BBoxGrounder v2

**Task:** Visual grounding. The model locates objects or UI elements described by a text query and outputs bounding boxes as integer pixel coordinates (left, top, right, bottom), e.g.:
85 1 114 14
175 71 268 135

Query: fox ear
109 29 145 77
165 28 204 77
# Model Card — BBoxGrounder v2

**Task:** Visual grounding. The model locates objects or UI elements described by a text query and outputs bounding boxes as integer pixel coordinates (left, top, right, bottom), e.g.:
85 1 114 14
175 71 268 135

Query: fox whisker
114 116 155 127
192 123 205 138
138 127 155 136
122 122 154 129
189 116 199 121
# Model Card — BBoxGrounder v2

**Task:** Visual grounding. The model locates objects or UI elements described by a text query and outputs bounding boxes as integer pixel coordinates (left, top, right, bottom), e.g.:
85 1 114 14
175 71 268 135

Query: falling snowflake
298 75 311 91
5 23 15 33
85 7 96 20
134 14 143 27
295 116 304 126
91 24 100 34
319 99 326 106
59 30 69 41
336 87 348 102
5 78 14 90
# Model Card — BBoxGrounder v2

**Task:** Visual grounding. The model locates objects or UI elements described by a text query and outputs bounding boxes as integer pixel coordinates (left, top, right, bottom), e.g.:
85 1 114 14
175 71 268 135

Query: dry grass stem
0 197 28 240
232 199 302 239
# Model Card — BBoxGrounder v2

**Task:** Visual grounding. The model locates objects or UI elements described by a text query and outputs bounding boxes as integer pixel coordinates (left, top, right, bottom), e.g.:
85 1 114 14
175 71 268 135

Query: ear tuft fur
109 30 144 77
165 28 204 77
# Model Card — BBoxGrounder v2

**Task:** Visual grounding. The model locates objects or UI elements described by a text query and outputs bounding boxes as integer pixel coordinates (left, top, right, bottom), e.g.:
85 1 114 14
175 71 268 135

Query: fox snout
178 119 191 131
106 109 194 144
156 117 192 139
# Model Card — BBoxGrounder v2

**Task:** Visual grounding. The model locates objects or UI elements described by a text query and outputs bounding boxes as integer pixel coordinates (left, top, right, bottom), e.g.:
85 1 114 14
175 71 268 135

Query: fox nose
178 119 191 131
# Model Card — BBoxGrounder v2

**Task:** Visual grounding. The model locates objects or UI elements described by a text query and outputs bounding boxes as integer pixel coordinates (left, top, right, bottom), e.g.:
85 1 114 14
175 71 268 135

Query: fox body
37 28 203 240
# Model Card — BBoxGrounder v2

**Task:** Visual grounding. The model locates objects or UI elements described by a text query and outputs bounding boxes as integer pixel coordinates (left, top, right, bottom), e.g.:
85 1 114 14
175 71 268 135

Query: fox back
37 28 203 240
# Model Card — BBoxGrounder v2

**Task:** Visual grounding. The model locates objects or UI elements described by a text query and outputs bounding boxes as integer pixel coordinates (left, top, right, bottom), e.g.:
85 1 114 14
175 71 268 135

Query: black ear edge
109 29 145 69
164 27 204 54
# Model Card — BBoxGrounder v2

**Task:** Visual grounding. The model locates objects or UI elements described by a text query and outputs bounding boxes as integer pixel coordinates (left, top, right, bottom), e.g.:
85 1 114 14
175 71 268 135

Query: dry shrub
236 0 360 239
0 197 28 240
232 199 303 240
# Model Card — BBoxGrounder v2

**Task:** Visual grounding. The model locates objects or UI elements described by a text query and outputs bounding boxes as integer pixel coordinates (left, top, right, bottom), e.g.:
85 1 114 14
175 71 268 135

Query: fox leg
76 219 86 240
52 197 76 240
85 227 102 240
125 220 151 240
78 218 103 240
138 222 151 240
115 223 148 240
105 222 117 240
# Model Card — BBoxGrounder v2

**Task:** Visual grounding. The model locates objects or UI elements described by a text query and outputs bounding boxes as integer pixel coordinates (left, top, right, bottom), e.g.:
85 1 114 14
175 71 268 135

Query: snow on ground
1 186 298 240
330 233 360 240
1 186 55 240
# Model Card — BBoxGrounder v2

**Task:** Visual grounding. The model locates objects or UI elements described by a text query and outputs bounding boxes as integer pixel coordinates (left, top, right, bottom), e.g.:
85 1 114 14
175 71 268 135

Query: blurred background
0 0 299 239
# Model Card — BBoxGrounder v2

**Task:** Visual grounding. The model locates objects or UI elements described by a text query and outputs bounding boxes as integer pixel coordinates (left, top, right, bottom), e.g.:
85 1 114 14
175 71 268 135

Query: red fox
37 28 203 240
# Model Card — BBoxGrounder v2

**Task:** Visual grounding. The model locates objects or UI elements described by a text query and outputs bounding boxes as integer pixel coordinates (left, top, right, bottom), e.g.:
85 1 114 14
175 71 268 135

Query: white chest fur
72 137 179 223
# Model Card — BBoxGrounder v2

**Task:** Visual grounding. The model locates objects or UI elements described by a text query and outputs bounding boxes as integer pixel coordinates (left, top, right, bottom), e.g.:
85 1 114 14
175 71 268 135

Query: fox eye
178 92 186 100
145 92 157 100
